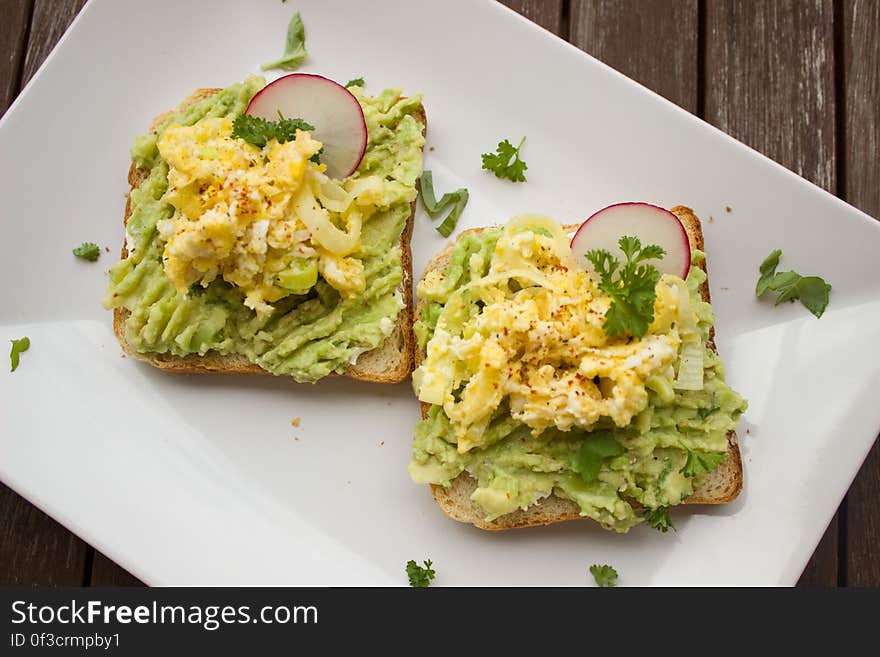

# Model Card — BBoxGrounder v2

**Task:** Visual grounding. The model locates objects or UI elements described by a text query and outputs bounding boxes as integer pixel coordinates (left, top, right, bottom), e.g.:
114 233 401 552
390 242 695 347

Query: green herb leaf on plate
73 242 101 261
406 559 436 587
10 337 30 372
481 137 528 182
261 11 308 71
590 564 618 587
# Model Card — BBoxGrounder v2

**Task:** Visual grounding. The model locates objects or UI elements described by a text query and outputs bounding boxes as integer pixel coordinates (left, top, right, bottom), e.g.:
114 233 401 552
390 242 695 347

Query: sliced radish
571 202 691 279
246 73 367 180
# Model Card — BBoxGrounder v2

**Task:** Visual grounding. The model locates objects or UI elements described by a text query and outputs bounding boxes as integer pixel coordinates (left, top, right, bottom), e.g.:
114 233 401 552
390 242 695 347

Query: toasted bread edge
113 89 424 384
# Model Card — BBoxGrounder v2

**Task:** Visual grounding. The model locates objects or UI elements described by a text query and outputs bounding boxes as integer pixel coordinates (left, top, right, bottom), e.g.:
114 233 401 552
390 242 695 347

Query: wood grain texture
569 0 699 112
842 0 880 588
0 0 128 588
90 553 145 586
500 0 564 35
19 0 87 86
0 484 89 585
705 0 839 586
705 0 836 189
0 0 32 115
0 0 95 588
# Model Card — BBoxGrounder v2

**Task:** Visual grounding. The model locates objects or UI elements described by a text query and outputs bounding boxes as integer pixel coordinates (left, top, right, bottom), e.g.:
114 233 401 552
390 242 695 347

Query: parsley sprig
642 506 675 533
345 77 364 88
756 249 831 318
406 559 436 587
683 450 727 477
585 236 666 338
590 564 618 587
481 137 528 182
230 114 315 149
574 432 623 483
73 242 101 261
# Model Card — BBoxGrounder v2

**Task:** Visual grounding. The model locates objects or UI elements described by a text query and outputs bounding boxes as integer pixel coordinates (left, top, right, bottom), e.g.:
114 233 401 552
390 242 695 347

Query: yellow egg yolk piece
155 117 365 315
413 215 690 453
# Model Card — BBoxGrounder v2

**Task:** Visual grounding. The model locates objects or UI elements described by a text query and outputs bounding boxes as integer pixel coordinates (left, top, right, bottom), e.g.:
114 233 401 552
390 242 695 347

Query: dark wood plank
0 484 89 585
704 0 838 586
842 0 880 588
0 0 134 588
500 0 565 36
0 0 32 115
91 552 145 587
569 0 699 112
19 0 87 86
0 0 95 588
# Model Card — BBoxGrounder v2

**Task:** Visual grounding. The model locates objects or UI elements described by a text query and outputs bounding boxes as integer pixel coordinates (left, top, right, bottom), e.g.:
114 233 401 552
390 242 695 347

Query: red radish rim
570 202 691 278
245 73 368 179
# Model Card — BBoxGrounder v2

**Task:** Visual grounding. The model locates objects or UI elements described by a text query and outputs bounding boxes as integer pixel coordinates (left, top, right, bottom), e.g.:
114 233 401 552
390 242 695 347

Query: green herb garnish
590 564 618 587
481 137 527 182
585 236 666 338
230 114 314 149
9 337 30 372
406 559 436 588
697 405 720 420
642 506 675 533
683 450 727 477
756 249 831 318
419 170 469 238
261 11 307 71
574 431 624 483
345 77 364 88
73 242 100 261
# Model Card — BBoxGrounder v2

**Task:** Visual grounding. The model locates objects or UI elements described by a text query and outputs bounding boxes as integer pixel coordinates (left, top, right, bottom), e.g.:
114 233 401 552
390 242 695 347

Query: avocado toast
410 207 747 531
105 76 426 383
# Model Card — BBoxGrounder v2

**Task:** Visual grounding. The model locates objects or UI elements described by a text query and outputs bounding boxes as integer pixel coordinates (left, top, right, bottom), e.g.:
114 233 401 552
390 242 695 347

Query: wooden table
1 0 877 587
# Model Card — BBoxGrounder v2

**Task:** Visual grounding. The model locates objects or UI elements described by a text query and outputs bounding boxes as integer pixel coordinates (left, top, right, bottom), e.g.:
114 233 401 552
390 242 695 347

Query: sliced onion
293 189 361 256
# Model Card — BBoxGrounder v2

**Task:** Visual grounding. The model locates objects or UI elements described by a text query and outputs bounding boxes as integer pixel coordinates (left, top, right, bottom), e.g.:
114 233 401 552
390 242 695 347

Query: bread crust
113 89 424 383
414 207 743 529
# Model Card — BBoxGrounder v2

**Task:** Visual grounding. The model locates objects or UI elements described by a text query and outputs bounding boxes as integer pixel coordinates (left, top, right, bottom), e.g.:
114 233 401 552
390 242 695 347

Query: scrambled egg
413 215 693 453
156 117 367 315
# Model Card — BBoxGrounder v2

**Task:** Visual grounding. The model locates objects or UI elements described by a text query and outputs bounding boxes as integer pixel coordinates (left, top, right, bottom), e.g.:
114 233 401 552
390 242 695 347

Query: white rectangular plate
1 0 878 586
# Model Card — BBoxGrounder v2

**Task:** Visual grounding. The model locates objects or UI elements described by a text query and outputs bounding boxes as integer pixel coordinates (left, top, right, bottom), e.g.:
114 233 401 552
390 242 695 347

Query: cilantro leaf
73 242 100 261
9 337 30 372
574 431 624 483
419 170 469 238
345 77 365 88
261 12 307 71
406 559 436 587
683 450 728 477
755 249 832 318
755 249 782 296
642 506 675 533
230 114 314 149
481 137 528 182
585 236 665 338
792 276 833 317
590 564 618 587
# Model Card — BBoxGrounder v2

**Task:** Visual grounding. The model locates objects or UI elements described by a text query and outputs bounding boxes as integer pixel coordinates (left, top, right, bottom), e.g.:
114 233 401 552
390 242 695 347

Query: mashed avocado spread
104 76 424 382
409 220 747 532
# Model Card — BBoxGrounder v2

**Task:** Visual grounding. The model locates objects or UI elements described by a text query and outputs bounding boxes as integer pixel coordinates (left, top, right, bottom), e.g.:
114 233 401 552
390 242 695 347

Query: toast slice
414 206 743 529
114 88 424 384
